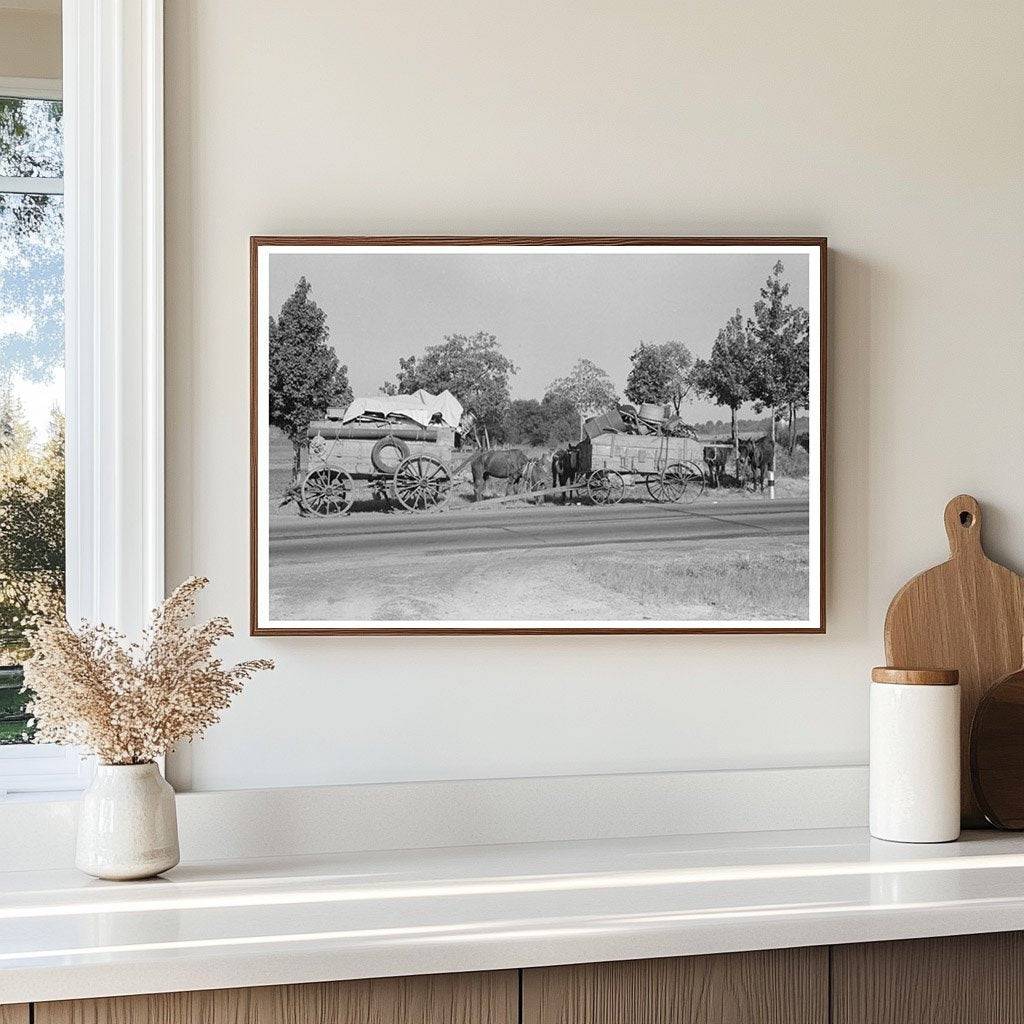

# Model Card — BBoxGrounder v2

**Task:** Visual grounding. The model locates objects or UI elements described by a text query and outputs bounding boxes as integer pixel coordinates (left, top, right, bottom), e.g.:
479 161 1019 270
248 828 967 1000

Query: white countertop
4 826 1024 1004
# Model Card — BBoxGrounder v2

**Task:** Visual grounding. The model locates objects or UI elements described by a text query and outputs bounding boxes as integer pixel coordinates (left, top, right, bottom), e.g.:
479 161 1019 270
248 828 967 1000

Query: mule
518 453 552 504
466 449 530 502
739 436 774 492
703 446 728 488
552 445 582 503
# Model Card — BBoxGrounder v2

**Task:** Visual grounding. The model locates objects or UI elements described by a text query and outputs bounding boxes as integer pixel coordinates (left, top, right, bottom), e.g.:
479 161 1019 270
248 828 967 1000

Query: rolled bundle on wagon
307 423 442 442
301 389 464 514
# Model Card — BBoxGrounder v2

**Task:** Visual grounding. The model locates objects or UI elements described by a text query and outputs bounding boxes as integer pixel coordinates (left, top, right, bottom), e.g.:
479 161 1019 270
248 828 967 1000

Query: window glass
0 97 63 178
0 97 64 745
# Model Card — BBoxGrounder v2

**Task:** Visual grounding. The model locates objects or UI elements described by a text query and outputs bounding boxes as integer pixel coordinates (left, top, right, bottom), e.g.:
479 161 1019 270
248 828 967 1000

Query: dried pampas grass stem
23 576 273 765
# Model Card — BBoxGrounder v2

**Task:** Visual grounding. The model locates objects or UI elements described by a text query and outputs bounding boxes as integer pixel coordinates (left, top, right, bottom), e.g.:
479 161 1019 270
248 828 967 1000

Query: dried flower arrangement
23 577 273 765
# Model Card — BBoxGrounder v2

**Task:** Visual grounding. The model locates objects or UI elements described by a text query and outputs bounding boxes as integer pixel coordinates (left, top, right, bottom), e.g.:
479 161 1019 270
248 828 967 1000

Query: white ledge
4 827 1024 1004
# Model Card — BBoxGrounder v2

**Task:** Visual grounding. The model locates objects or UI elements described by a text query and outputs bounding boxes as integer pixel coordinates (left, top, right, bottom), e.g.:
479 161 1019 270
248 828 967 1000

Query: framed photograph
250 236 826 635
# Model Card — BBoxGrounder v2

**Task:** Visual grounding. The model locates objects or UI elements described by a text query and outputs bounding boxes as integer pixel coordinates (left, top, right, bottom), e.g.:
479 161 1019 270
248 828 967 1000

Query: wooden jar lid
871 667 960 686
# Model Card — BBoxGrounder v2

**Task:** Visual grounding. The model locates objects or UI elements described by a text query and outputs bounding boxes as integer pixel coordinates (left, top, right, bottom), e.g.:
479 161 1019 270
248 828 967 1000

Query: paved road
269 499 809 566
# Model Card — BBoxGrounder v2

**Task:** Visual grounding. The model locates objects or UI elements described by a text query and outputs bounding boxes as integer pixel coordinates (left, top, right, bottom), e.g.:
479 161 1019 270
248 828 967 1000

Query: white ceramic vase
76 762 180 880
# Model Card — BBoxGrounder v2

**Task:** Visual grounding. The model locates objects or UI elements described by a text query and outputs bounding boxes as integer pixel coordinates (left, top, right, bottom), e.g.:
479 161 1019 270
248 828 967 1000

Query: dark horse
461 449 530 502
739 436 775 492
703 446 728 488
552 444 582 503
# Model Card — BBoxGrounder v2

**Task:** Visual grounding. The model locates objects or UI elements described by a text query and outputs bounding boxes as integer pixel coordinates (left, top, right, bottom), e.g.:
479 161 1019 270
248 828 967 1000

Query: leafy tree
624 341 693 414
746 261 809 459
381 331 516 445
0 97 63 238
503 399 545 446
0 400 65 674
538 394 581 444
544 358 618 418
269 277 351 479
779 307 810 451
503 394 579 446
690 309 753 470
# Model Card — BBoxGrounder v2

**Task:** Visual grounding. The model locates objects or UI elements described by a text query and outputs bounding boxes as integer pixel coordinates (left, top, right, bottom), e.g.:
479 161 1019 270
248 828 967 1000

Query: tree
538 394 580 444
503 394 579 446
544 358 618 421
624 341 693 414
381 331 515 444
269 277 351 479
503 399 544 446
0 97 62 239
0 401 65 668
690 309 753 472
746 261 809 462
780 307 810 451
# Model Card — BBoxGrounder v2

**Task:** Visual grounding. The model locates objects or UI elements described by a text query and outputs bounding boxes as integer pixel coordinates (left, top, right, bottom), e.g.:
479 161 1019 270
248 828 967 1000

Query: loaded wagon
578 406 732 505
300 390 463 515
297 393 732 516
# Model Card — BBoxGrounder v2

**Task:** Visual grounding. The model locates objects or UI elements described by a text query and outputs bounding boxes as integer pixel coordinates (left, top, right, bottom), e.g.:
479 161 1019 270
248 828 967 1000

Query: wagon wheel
393 455 453 511
300 467 355 516
668 461 705 503
646 465 688 503
587 469 625 505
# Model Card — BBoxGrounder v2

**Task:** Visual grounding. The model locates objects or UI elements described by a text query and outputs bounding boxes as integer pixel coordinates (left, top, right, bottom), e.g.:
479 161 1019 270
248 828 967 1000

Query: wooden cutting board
970 650 1024 829
884 494 1024 826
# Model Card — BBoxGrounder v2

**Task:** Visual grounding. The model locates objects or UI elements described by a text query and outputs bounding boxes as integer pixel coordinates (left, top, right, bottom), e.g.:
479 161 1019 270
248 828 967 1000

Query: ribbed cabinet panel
522 948 828 1024
34 971 518 1024
832 933 1024 1024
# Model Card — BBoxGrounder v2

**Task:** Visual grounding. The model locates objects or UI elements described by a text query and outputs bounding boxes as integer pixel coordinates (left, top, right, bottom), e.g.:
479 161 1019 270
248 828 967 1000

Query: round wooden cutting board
884 494 1024 826
970 656 1024 829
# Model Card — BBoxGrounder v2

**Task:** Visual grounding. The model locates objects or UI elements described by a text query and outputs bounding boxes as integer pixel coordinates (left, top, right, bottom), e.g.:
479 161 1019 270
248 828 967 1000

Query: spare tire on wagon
371 434 410 474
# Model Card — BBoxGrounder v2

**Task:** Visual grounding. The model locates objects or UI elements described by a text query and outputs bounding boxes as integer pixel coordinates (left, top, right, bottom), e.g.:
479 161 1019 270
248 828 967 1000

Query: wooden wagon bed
580 431 709 475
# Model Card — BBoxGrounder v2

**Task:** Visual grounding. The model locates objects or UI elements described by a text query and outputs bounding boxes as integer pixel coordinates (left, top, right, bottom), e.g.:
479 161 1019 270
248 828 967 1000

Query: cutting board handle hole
960 511 975 527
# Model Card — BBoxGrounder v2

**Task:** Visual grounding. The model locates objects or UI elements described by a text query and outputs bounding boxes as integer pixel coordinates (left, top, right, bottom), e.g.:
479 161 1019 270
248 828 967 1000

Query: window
0 5 166 798
0 81 82 796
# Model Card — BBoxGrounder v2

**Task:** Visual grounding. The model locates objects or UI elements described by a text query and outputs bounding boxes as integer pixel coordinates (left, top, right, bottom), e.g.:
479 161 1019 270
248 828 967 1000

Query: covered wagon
301 389 464 514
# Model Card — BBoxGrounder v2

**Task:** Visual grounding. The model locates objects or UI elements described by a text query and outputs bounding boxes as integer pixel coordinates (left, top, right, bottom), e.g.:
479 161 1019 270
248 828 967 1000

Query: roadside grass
582 538 810 620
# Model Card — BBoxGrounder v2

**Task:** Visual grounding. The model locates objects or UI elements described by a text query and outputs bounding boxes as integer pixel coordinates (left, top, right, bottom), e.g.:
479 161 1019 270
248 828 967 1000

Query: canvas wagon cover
339 389 464 428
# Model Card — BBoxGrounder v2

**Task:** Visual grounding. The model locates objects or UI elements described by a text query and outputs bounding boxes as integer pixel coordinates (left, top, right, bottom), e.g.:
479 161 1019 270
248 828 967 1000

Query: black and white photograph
251 238 825 634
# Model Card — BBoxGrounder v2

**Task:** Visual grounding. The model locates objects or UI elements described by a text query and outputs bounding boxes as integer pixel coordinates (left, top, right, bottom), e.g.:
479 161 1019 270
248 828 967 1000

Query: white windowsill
0 744 94 799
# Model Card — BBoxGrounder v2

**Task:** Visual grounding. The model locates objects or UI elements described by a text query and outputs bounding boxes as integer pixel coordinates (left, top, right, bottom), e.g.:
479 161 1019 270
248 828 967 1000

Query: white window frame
0 75 84 797
0 0 165 799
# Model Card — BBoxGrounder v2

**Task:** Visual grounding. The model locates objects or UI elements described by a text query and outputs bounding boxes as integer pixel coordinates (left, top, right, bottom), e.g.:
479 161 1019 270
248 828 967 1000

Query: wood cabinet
34 971 517 1024
832 932 1024 1024
522 948 828 1024
21 932 1024 1024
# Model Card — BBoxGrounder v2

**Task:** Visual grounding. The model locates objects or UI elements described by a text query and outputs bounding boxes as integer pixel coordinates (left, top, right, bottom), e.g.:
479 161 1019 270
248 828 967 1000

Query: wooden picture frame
251 236 827 635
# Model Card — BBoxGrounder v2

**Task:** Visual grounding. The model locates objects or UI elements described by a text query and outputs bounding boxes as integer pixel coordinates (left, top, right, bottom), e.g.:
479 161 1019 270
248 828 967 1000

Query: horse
739 436 774 492
517 453 552 504
551 444 582 503
703 446 728 489
462 448 531 502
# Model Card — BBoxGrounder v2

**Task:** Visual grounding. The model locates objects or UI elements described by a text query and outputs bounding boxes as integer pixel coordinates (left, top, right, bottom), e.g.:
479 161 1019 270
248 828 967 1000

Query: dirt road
267 499 810 623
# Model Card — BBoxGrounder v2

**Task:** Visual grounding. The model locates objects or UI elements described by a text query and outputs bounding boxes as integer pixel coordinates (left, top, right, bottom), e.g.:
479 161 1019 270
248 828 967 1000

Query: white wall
164 0 1024 792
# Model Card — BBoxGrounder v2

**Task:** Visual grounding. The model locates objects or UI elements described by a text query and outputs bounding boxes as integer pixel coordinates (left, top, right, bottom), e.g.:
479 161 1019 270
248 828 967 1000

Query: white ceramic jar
869 667 960 843
76 762 180 880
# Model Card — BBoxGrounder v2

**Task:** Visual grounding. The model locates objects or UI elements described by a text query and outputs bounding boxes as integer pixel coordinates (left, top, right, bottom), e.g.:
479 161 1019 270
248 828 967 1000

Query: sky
1 98 64 446
268 249 812 424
